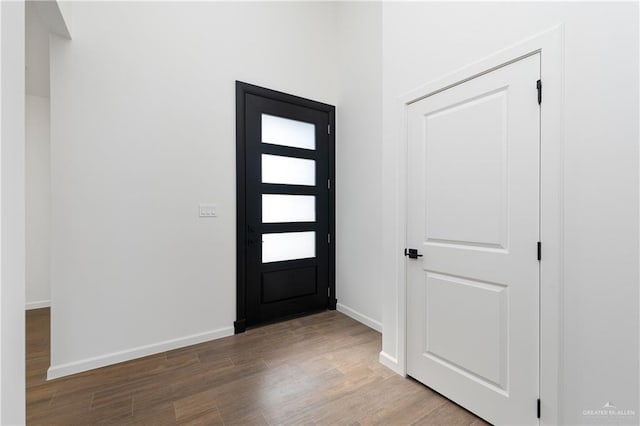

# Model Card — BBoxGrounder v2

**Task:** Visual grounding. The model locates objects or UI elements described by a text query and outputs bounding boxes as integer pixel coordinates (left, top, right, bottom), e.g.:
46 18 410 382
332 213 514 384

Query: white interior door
406 53 540 425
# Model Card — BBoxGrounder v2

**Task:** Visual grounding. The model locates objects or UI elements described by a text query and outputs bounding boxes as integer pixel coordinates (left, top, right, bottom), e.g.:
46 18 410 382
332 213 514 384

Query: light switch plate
199 204 217 217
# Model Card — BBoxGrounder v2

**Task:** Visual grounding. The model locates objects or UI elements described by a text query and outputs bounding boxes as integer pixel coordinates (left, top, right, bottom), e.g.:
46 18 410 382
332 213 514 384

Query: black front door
235 82 336 332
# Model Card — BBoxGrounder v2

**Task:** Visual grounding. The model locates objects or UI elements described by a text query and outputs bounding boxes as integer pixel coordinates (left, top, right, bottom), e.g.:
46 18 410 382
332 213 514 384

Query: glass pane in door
262 154 315 186
262 231 315 263
262 194 315 223
262 114 315 150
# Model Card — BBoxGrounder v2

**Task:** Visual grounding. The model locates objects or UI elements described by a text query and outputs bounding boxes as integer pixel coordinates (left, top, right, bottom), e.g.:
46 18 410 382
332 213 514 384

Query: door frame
234 81 337 334
382 26 564 425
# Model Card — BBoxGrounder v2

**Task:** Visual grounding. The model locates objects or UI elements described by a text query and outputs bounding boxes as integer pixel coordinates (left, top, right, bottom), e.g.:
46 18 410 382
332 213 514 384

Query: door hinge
328 233 331 244
536 79 542 105
328 124 331 134
328 179 331 190
537 241 542 261
537 398 541 419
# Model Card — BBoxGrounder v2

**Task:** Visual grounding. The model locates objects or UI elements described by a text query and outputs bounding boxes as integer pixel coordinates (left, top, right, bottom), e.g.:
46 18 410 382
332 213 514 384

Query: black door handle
404 248 423 259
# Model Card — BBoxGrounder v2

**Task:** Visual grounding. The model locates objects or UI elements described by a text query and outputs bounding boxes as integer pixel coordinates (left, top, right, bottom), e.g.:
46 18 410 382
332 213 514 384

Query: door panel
261 154 316 186
262 113 316 150
262 194 316 223
406 54 540 425
261 266 317 303
424 88 508 248
424 272 508 391
237 84 334 329
261 231 316 263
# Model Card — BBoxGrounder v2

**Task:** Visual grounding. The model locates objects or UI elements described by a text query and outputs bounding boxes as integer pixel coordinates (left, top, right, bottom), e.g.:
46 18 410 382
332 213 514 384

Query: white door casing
406 53 540 425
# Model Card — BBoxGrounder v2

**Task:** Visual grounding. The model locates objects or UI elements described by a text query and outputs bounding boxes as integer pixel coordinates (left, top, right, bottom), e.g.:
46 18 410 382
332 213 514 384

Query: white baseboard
336 302 383 332
47 325 234 380
26 300 50 310
379 350 404 376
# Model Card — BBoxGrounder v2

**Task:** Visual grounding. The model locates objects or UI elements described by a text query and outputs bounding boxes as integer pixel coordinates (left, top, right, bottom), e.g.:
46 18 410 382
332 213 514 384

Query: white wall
26 95 51 310
26 1 50 98
56 1 71 37
26 0 53 311
49 1 339 378
34 0 71 40
0 0 26 423
380 2 639 425
334 2 383 331
44 3 640 423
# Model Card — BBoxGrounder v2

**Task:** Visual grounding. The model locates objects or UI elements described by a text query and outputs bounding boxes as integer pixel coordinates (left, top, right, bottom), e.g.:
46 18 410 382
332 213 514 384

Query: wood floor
27 308 487 425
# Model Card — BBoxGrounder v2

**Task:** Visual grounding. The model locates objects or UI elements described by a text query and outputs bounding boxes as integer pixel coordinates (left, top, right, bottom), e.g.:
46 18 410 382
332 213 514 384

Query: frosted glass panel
262 154 315 186
262 194 315 223
262 114 315 150
262 231 316 263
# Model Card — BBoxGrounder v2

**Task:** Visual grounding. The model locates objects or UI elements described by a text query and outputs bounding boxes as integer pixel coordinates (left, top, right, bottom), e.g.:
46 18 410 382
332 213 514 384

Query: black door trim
235 81 336 334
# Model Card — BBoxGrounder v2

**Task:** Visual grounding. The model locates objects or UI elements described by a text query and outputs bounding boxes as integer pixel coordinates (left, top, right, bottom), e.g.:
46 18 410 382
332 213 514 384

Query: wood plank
26 309 484 425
